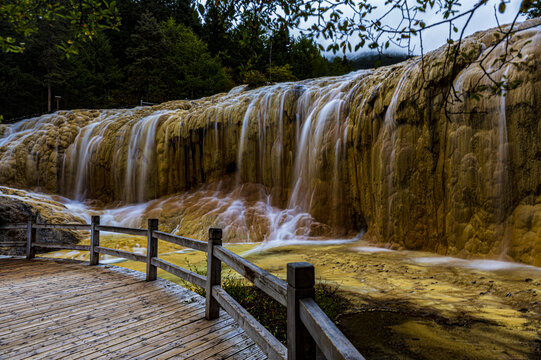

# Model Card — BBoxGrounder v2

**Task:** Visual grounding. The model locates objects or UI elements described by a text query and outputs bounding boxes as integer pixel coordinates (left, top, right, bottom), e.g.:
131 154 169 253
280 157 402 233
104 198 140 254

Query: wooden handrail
151 257 206 288
0 217 364 359
0 242 26 247
214 245 287 306
153 230 206 252
299 298 364 360
95 246 146 263
212 285 287 360
0 223 28 230
33 243 90 251
33 223 91 230
96 225 147 236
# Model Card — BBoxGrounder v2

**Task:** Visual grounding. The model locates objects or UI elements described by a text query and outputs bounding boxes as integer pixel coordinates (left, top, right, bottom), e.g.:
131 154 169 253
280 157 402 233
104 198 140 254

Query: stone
0 20 540 265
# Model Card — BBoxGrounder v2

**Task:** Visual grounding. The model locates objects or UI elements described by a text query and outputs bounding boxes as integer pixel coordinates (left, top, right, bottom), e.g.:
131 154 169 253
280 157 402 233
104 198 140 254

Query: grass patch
181 259 349 344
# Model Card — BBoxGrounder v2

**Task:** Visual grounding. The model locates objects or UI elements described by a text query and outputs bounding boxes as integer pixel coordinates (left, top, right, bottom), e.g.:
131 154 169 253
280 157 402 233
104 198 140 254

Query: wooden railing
0 217 364 360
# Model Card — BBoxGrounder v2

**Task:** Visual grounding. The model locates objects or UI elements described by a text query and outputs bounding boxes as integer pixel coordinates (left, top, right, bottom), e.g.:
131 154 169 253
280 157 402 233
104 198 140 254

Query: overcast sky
307 0 528 56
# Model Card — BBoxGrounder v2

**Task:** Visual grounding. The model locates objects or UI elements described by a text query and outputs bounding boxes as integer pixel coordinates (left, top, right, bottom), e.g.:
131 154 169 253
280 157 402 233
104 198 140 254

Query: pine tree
126 11 167 103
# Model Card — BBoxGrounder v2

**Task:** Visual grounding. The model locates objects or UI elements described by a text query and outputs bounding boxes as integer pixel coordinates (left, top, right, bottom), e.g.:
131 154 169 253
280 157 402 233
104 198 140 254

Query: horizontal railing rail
212 285 287 359
0 216 364 360
33 223 92 230
33 243 91 251
95 246 146 262
151 257 207 288
300 298 363 360
0 223 28 230
96 224 147 236
0 241 26 247
213 245 287 306
153 230 206 252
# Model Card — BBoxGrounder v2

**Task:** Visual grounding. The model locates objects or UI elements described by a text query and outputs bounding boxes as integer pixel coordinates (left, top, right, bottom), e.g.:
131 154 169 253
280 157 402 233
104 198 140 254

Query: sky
406 0 526 52
303 0 528 56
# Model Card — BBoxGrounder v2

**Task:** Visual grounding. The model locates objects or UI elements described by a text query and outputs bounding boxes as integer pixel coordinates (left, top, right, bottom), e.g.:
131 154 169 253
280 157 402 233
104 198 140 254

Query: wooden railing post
287 262 316 360
26 218 36 260
90 215 100 265
146 218 159 281
206 227 222 320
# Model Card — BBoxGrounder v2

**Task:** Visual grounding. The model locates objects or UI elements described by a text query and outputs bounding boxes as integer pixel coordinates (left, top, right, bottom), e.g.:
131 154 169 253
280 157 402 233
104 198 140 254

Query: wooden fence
0 216 364 360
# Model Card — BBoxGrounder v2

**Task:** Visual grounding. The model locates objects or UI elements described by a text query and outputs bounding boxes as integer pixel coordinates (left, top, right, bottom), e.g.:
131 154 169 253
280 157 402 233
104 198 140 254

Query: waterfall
125 111 171 203
496 67 511 220
232 72 368 241
496 67 513 259
0 21 540 266
381 62 415 239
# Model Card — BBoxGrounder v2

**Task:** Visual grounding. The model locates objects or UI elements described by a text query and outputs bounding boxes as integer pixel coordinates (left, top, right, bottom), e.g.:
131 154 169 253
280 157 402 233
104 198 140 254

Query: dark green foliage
181 262 349 344
65 33 123 108
0 0 120 54
1 0 353 120
268 64 297 83
160 19 232 99
526 0 541 18
350 52 411 70
126 11 167 103
290 37 334 79
243 70 268 88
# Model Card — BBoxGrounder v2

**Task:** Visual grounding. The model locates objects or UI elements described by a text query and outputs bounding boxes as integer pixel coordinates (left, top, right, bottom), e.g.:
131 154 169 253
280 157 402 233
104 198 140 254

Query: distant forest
0 0 409 121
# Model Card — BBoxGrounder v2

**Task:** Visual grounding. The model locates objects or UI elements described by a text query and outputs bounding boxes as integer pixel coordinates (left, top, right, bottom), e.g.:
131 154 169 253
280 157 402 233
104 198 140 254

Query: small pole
287 262 316 360
206 228 222 320
47 83 52 113
54 96 61 111
90 215 100 265
146 218 159 281
26 218 36 260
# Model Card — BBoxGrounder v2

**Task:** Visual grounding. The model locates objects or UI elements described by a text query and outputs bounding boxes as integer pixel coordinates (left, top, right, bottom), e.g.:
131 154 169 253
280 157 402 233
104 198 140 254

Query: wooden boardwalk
0 258 267 360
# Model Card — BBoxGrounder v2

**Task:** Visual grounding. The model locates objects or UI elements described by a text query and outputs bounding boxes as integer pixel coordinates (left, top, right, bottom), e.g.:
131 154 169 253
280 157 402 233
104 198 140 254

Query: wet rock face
0 20 540 265
0 188 84 255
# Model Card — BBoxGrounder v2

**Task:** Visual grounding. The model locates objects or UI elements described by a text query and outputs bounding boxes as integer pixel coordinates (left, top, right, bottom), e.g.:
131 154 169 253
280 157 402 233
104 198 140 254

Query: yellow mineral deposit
0 21 540 262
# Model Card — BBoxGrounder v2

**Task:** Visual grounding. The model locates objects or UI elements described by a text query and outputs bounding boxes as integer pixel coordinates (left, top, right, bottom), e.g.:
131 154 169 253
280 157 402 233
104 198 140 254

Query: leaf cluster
1 0 355 120
181 260 349 344
1 0 120 55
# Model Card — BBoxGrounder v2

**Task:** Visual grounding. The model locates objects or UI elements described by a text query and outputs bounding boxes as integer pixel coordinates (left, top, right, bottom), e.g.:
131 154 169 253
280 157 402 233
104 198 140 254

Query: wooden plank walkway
0 258 268 360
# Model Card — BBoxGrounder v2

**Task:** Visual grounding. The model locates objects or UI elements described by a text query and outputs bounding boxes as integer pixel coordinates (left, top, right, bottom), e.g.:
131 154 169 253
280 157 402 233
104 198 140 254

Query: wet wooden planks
0 258 267 359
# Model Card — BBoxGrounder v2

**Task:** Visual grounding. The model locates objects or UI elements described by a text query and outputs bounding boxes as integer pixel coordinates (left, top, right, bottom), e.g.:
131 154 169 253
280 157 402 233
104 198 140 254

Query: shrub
267 64 297 83
242 70 267 88
182 260 349 344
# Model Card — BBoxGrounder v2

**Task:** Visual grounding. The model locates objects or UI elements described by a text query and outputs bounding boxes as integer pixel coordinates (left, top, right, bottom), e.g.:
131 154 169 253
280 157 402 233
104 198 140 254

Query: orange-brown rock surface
0 20 540 265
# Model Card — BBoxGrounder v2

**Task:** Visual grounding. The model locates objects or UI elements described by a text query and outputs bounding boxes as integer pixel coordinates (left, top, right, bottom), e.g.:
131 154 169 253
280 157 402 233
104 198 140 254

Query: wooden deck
0 258 267 360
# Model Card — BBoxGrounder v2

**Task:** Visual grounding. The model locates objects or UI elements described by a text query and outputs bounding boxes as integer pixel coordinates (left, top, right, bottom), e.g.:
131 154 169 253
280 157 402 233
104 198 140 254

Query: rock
0 187 86 255
0 20 540 265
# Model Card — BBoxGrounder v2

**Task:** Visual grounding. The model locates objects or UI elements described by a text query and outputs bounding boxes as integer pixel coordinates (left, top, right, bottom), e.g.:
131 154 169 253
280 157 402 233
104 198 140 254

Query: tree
290 37 331 80
1 0 120 55
526 0 541 18
0 54 43 119
160 18 231 99
201 0 237 58
198 1 537 78
64 31 123 108
125 11 167 103
0 25 122 119
267 24 291 69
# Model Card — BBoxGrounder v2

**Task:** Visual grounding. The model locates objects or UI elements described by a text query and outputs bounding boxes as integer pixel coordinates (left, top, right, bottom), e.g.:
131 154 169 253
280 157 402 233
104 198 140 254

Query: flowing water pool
43 237 541 359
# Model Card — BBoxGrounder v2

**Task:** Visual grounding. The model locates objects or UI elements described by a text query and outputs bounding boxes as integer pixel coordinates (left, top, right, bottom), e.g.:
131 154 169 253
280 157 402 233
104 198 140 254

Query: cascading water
0 71 369 244
496 67 511 219
0 21 540 265
233 72 369 242
124 110 172 203
496 67 513 258
380 62 416 240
